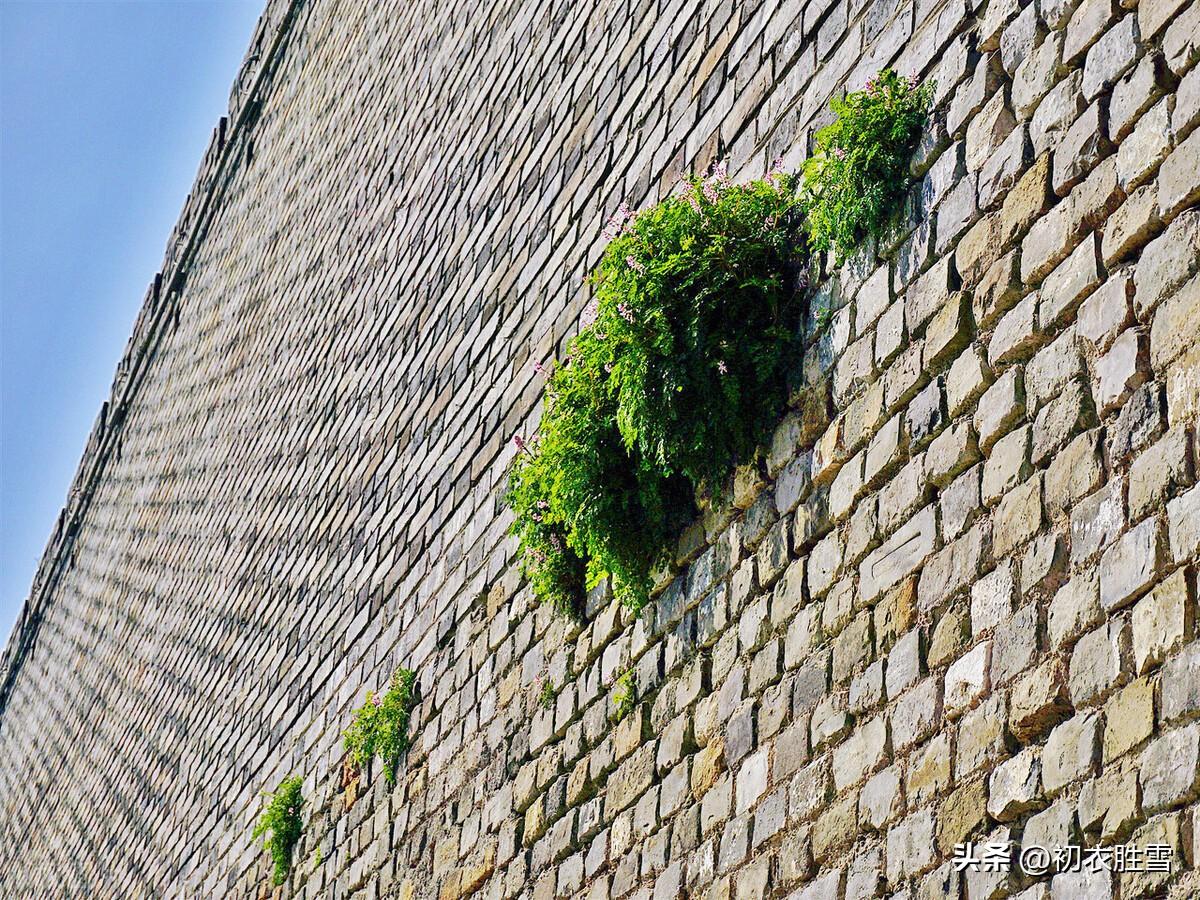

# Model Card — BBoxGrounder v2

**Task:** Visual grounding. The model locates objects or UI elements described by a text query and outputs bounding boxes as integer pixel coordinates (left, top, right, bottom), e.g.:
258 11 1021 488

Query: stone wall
1 0 1199 897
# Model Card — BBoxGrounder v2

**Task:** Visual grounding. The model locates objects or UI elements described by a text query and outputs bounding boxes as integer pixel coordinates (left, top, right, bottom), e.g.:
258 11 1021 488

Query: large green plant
801 70 933 260
507 168 806 614
508 69 930 617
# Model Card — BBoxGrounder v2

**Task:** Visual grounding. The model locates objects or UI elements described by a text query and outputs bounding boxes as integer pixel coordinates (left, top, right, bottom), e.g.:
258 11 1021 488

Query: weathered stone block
988 747 1042 821
1069 616 1130 706
1099 515 1166 610
1140 723 1200 813
1043 712 1101 795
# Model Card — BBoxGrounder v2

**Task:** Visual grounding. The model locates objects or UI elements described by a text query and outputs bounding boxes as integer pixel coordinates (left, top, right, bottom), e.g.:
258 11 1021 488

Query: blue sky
1 1 264 642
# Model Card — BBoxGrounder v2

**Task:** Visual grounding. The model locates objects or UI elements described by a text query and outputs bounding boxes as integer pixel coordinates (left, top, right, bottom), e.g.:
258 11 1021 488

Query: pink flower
702 180 720 204
371 694 382 708
617 302 635 323
625 255 646 275
710 159 728 181
602 201 635 240
513 434 528 452
908 73 919 89
717 360 728 375
832 147 847 160
604 362 613 373
581 300 599 327
536 499 549 510
866 77 876 94
687 192 701 214
533 361 547 376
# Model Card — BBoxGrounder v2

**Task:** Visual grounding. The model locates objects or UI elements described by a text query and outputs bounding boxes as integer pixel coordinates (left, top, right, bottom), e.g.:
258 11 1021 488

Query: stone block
1077 269 1133 352
1013 32 1063 119
947 346 991 417
1053 102 1110 196
1116 96 1172 192
1109 381 1166 465
1064 0 1119 63
1071 477 1126 565
1129 426 1194 521
944 640 992 716
1032 378 1094 466
1095 328 1149 416
956 693 1008 776
1131 568 1194 674
1102 676 1154 762
1049 569 1103 650
988 748 1042 821
970 561 1015 636
989 293 1041 367
1167 482 1200 562
1150 274 1200 373
1001 153 1052 245
1068 617 1129 706
1081 14 1138 101
891 676 942 751
1140 723 1200 813
1102 183 1162 267
1032 71 1086 158
1099 515 1166 611
906 733 952 809
983 425 1031 506
936 777 988 854
994 474 1042 559
979 124 1029 211
974 368 1026 453
885 810 936 884
1161 640 1200 723
1043 712 1101 795
1045 429 1104 518
859 765 903 832
1135 208 1200 316
1011 659 1073 742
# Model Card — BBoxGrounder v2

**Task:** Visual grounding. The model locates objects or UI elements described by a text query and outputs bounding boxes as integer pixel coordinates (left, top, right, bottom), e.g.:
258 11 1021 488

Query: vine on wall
253 775 304 886
343 667 419 786
507 70 932 618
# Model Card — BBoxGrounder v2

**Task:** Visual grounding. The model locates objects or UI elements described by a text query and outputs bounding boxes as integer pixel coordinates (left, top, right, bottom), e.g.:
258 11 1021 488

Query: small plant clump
610 670 637 722
538 676 557 710
253 775 304 886
507 68 931 618
801 69 933 260
343 667 418 785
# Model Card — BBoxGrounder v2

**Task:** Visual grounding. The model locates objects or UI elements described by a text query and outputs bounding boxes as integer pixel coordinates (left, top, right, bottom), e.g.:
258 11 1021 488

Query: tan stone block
1131 568 1194 674
1102 183 1162 267
994 474 1043 558
974 247 1023 329
937 778 989 854
1102 677 1154 762
957 211 1005 288
1011 659 1072 742
906 734 952 807
928 604 971 669
1001 153 1051 245
811 791 858 863
691 739 726 800
1150 273 1200 371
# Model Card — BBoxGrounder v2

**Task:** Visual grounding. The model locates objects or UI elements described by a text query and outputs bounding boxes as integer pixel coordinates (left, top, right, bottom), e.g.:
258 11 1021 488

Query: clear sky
1 1 265 643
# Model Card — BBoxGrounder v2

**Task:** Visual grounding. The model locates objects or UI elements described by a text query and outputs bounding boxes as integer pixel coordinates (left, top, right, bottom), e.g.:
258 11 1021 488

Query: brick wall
1 0 1198 897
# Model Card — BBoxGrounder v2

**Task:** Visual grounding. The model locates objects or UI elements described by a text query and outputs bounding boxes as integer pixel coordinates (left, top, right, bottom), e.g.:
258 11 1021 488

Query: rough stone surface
2 2 1198 898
